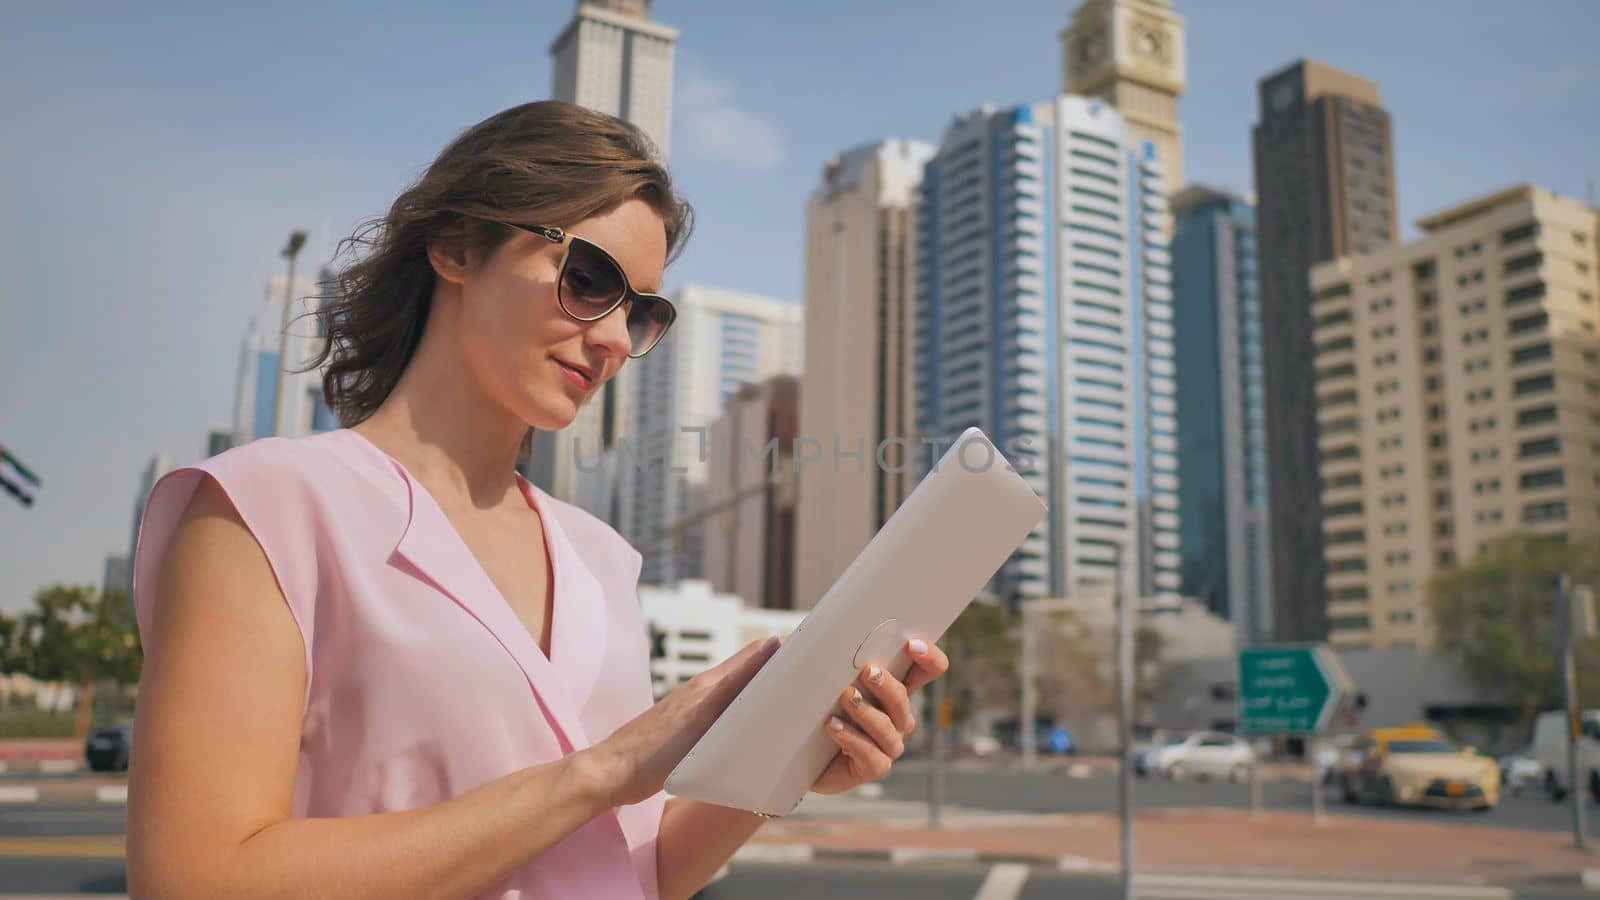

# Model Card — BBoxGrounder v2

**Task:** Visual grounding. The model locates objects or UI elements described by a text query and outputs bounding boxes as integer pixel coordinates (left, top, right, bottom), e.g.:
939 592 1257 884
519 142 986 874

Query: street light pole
270 230 309 438
928 669 945 829
1114 540 1134 900
1021 601 1038 768
1558 573 1588 850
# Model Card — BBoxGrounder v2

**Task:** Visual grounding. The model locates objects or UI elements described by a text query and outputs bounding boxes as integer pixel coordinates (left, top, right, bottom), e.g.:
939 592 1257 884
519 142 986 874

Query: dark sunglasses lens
560 240 626 317
627 298 674 355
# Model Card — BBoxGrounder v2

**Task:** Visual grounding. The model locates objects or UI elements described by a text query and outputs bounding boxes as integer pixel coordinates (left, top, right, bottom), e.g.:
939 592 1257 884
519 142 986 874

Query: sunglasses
513 224 676 358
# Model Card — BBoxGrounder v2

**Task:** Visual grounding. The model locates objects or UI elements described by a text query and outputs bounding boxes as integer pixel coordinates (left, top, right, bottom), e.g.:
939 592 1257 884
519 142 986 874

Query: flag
1 444 41 507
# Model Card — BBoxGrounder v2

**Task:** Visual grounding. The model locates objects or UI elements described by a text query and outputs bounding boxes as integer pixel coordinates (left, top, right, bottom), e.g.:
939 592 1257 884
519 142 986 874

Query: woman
125 100 948 899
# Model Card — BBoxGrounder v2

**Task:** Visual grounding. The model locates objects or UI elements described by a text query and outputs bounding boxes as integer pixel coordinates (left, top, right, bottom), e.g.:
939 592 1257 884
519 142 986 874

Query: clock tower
1060 0 1187 189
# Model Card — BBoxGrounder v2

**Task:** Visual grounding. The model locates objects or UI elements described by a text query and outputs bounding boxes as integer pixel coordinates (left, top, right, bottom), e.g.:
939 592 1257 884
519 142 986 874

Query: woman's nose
585 301 634 361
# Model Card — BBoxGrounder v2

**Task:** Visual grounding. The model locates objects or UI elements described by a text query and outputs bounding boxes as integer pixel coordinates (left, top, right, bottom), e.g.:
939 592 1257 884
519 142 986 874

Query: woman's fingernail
908 639 929 656
828 716 845 732
849 688 863 707
866 665 884 685
762 635 780 652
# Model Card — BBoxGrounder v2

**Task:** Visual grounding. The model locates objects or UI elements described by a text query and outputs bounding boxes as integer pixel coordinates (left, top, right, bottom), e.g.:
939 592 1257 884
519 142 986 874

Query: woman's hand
810 638 950 796
581 636 780 809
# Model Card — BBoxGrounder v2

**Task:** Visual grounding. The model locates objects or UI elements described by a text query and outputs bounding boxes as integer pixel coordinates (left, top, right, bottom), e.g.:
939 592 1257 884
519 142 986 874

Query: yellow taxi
1334 725 1500 811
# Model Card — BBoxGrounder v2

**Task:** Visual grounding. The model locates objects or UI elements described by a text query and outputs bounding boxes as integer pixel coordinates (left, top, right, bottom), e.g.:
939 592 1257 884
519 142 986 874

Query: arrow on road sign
1236 644 1354 736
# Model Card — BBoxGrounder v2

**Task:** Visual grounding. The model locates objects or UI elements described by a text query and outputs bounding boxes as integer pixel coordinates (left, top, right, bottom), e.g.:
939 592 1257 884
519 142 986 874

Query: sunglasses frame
513 224 676 358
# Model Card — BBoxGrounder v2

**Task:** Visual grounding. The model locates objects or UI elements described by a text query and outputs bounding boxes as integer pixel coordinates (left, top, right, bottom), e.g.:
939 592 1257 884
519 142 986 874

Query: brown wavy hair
300 100 692 458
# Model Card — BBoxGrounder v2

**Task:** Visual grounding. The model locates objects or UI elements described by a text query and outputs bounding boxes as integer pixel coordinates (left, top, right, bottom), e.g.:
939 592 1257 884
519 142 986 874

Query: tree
1429 535 1600 732
0 608 21 710
12 584 144 740
940 601 1019 728
1035 611 1165 749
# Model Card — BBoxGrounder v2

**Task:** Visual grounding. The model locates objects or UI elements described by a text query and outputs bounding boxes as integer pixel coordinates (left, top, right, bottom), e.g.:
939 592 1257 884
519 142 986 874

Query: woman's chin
524 396 583 432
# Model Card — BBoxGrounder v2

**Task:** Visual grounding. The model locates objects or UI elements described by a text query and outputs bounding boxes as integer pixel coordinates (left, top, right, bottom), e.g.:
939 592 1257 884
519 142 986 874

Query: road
1 766 1596 896
703 861 1591 899
879 760 1599 834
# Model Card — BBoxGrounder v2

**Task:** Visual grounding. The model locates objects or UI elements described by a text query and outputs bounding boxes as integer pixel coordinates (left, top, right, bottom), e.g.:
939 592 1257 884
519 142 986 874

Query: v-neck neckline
332 428 561 664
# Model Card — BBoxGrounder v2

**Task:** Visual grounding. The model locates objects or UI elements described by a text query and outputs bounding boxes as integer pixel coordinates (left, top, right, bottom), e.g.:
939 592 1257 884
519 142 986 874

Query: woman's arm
127 475 615 900
654 798 767 900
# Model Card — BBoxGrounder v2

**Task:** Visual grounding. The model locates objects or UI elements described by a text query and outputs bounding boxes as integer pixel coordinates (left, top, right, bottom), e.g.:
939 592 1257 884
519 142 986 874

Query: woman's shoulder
191 431 349 483
131 434 343 659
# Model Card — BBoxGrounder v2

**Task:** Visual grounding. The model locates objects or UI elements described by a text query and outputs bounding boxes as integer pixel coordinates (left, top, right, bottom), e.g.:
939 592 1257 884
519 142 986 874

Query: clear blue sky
1 1 1596 612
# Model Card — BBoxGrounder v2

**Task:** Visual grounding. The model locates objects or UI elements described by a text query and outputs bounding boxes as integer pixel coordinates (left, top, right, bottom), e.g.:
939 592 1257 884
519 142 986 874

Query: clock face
1076 32 1104 68
1130 21 1169 64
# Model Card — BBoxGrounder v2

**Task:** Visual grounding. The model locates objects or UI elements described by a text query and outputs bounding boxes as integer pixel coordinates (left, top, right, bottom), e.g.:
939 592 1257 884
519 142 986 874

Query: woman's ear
426 221 481 287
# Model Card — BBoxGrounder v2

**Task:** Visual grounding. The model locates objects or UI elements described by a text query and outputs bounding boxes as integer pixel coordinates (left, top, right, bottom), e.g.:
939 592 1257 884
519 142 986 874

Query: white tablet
664 427 1047 817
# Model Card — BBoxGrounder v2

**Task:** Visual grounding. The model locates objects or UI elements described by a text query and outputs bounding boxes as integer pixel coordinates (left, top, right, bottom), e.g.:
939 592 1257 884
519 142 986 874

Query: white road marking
973 862 1031 900
0 786 40 803
889 846 978 864
1133 872 1512 899
732 843 814 864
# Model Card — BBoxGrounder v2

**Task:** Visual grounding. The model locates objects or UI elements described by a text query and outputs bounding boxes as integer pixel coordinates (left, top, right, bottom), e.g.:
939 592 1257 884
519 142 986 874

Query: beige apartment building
1309 185 1600 650
792 140 932 610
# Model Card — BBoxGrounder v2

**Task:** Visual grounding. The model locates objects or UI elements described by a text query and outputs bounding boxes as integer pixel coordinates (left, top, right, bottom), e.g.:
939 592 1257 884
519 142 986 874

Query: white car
1499 745 1543 796
1532 709 1600 801
1149 731 1256 783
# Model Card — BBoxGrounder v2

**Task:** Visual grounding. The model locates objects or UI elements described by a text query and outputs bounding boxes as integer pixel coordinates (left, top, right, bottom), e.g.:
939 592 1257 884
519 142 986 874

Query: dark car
85 724 133 772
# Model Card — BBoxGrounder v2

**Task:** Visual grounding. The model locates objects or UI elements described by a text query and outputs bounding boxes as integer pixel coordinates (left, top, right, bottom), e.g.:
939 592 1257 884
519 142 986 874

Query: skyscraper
913 97 1180 607
549 0 676 157
793 139 934 610
120 452 174 596
623 284 802 587
1060 0 1187 193
539 0 679 514
701 375 800 610
1309 185 1600 650
231 272 337 444
1253 59 1397 642
205 427 234 458
1171 185 1273 647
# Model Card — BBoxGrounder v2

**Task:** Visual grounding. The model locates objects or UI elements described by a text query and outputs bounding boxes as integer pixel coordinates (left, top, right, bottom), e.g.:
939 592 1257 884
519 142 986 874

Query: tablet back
664 427 1047 816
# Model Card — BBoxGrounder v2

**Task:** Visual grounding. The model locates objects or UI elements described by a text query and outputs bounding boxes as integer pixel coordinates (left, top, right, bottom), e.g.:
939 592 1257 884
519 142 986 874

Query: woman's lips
553 357 595 391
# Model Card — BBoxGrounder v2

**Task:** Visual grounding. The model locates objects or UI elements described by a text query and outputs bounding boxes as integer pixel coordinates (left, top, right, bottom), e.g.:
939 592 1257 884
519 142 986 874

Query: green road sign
1237 644 1353 735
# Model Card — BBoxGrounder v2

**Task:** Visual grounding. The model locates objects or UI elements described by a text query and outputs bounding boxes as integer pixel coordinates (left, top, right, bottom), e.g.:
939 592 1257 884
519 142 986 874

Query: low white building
637 580 806 699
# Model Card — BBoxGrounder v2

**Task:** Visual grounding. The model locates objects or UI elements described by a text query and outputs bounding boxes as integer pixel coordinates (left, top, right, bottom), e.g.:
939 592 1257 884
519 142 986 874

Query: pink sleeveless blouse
131 428 665 899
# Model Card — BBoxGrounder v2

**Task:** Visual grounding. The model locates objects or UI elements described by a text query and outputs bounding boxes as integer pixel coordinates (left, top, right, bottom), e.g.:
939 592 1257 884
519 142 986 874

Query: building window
1325 444 1360 462
1509 312 1548 335
1518 436 1562 458
1506 282 1547 306
1524 500 1568 523
1520 468 1564 490
1505 252 1544 275
1512 343 1553 366
1516 405 1558 428
1514 373 1556 396
1501 222 1540 245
